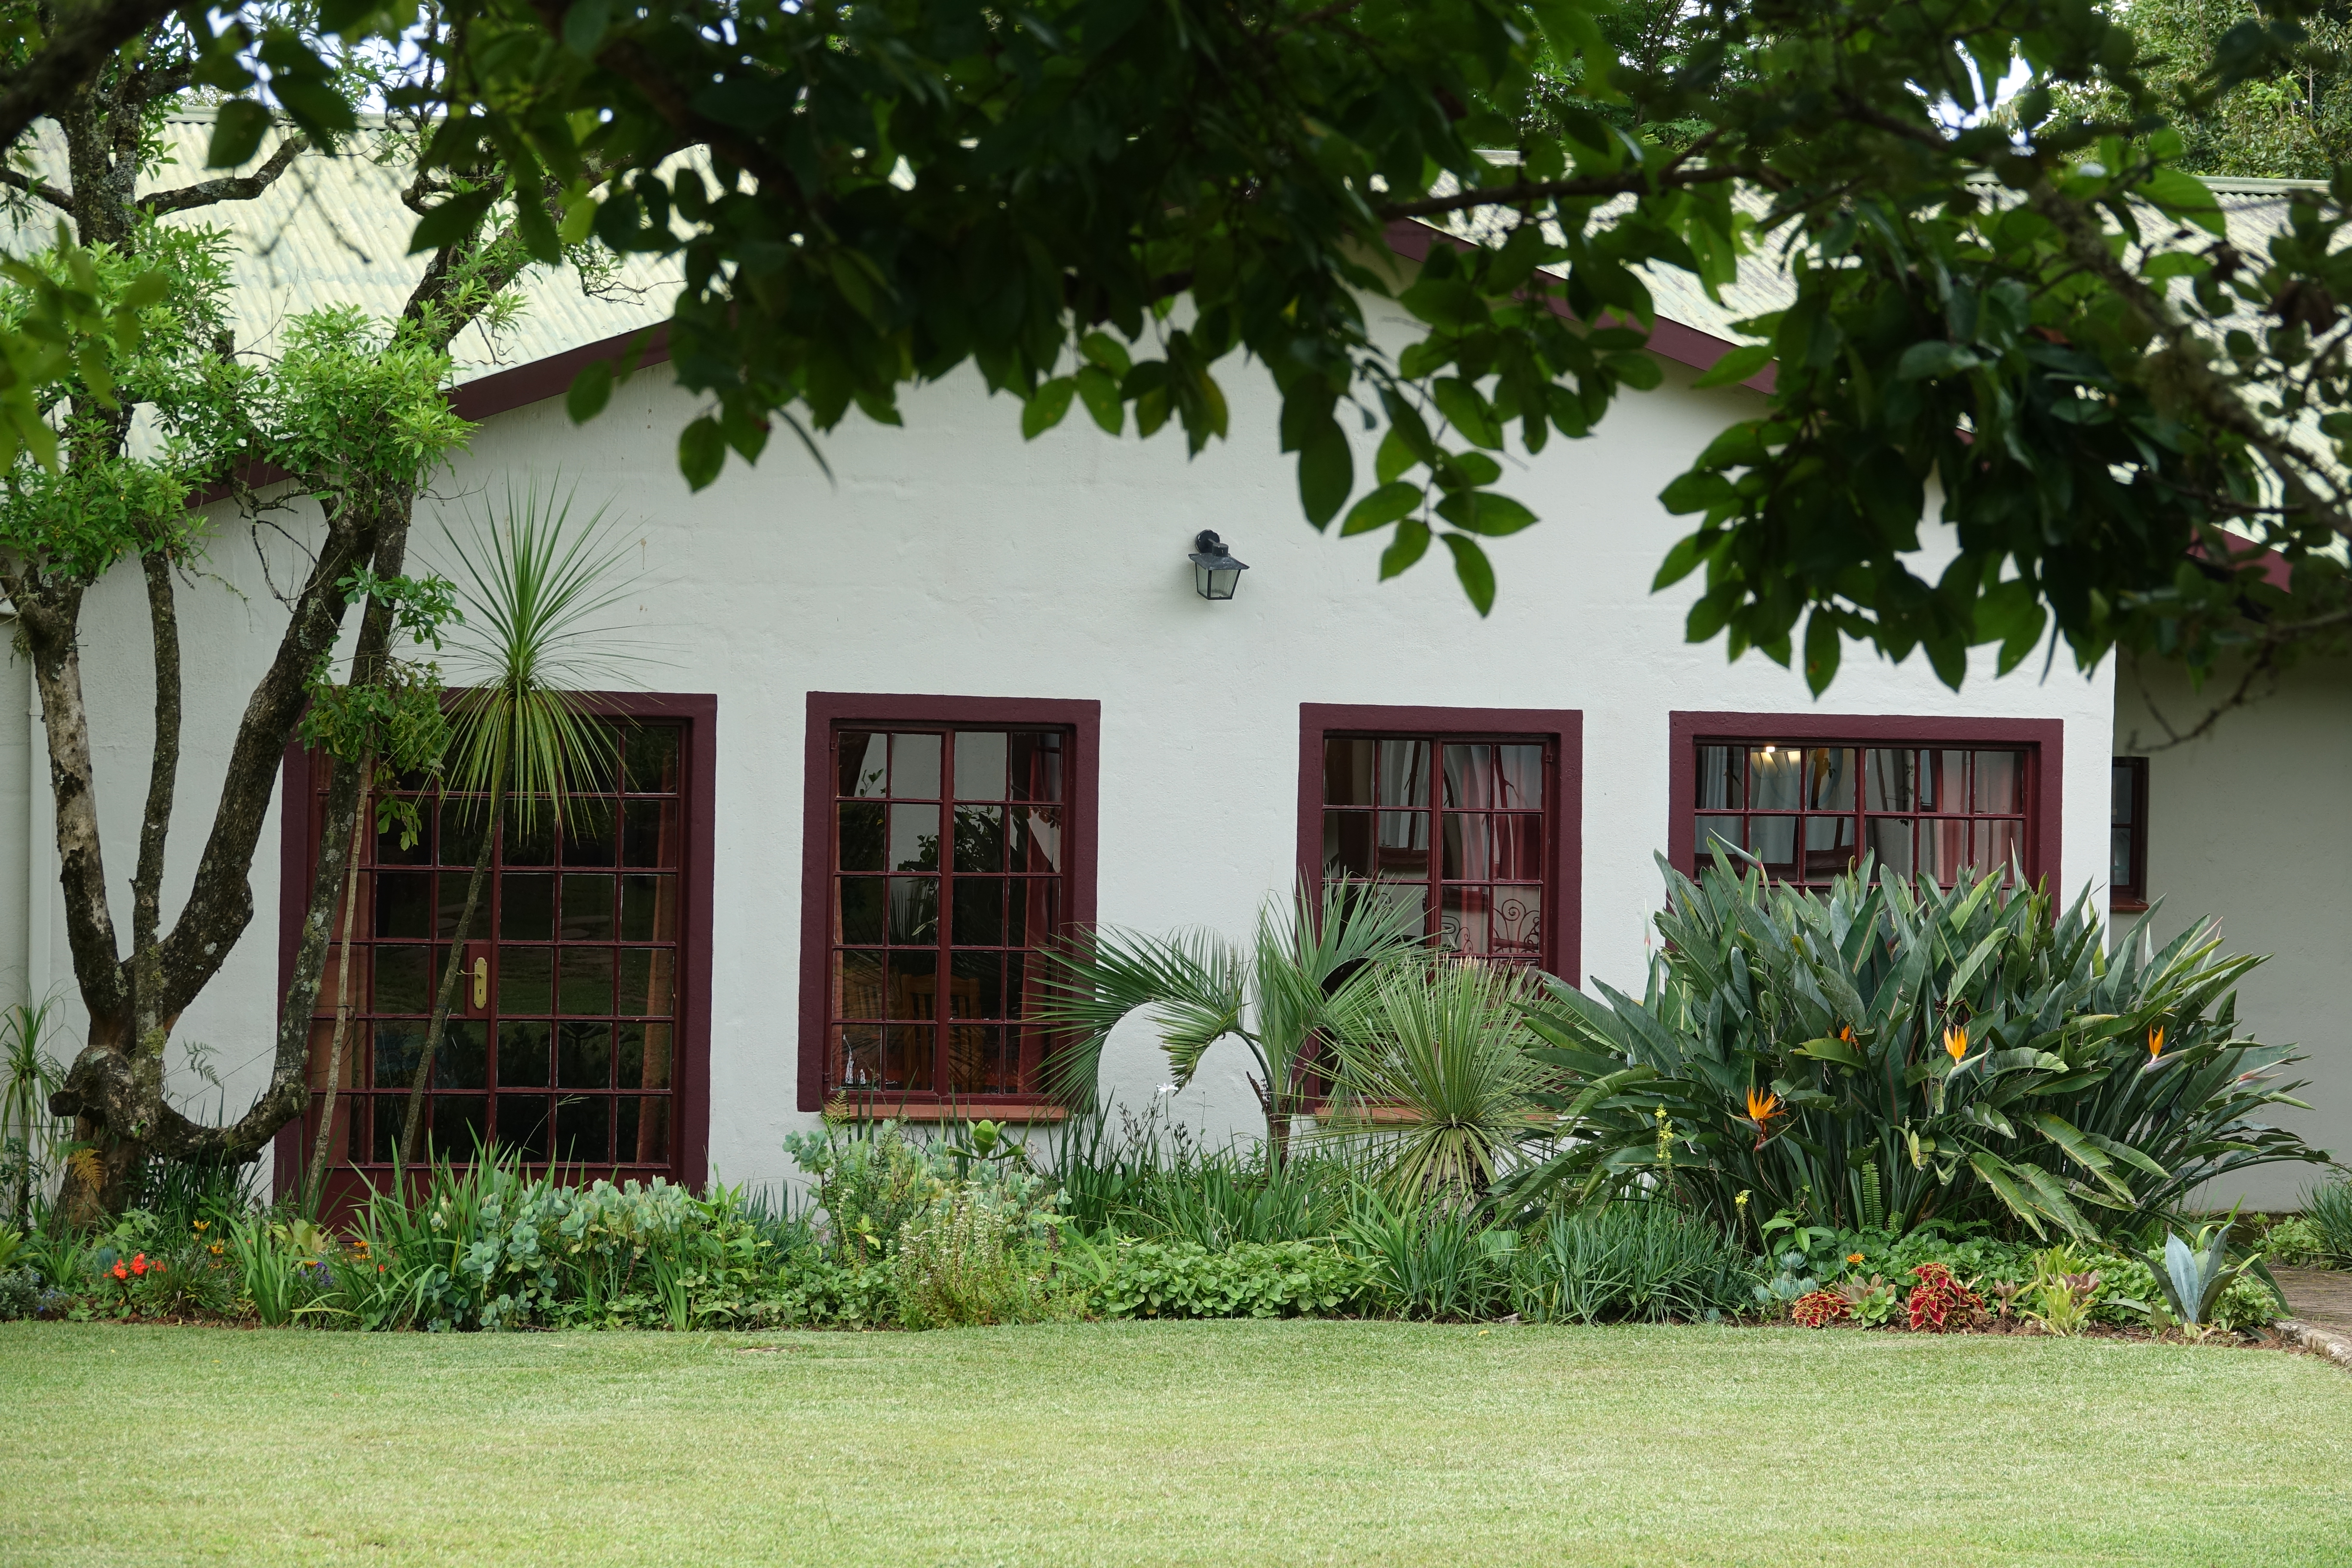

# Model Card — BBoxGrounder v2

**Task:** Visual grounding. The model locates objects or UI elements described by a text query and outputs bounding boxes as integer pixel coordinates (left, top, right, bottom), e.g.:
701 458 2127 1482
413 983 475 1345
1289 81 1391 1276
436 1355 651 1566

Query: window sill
821 1095 1069 1124
2110 897 2149 913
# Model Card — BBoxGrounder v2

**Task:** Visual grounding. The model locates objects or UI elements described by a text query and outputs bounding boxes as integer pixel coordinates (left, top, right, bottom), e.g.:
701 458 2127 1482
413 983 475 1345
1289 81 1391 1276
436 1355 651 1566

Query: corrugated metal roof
7 115 675 385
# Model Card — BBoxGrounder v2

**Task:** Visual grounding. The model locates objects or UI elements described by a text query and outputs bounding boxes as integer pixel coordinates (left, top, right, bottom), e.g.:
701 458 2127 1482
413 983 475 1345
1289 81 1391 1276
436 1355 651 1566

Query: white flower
1156 1084 1178 1096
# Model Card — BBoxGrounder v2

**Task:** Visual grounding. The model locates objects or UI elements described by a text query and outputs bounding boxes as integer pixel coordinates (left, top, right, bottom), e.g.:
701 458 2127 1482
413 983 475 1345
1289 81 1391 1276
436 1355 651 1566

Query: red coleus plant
1790 1289 1851 1328
1905 1262 1984 1332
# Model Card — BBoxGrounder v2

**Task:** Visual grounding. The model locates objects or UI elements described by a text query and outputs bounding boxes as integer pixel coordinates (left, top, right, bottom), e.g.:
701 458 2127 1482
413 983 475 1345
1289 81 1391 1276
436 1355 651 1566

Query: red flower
111 1262 127 1280
129 1253 148 1276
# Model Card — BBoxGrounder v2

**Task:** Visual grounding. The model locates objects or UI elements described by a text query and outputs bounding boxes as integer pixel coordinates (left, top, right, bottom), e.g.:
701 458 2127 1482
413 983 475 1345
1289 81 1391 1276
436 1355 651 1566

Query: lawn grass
3 1320 2347 1566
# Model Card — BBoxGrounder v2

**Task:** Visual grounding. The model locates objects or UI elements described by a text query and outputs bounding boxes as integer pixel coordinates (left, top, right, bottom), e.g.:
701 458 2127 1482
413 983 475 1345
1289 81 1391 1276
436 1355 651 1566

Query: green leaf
1298 422 1354 528
206 101 273 170
1794 1035 1867 1069
1080 332 1133 377
1803 608 1841 696
1433 490 1537 536
1398 277 1488 331
1692 343 1774 389
1440 532 1495 614
1432 377 1502 450
566 361 613 423
1374 426 1418 484
1022 377 1077 438
408 190 498 255
1896 341 1983 381
679 416 726 490
1380 519 1431 580
1341 481 1423 537
1653 532 1706 589
1074 366 1123 434
1658 470 1735 516
562 0 613 56
2139 167 2225 237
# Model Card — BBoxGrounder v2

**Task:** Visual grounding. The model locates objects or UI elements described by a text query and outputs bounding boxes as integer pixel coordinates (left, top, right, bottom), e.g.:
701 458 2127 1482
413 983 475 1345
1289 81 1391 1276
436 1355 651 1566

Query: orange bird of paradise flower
1745 1086 1784 1149
1944 1024 1969 1063
2147 1025 2165 1059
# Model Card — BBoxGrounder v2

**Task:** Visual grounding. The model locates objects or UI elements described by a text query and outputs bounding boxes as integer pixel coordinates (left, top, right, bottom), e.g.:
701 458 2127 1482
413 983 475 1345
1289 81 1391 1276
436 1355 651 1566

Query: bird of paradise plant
1507 853 2324 1244
1744 1086 1783 1150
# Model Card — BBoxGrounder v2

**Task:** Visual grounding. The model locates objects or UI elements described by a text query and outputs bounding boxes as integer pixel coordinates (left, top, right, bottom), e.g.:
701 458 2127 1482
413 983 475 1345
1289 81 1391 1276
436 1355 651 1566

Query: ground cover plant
6 1319 2352 1567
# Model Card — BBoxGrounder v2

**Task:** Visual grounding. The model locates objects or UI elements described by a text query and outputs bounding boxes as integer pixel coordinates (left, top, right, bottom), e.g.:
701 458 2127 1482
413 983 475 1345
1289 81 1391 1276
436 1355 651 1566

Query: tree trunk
302 758 372 1214
399 756 504 1170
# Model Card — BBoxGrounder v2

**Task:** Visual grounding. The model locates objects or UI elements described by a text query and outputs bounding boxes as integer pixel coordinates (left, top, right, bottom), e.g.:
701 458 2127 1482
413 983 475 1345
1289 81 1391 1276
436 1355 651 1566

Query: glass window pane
372 946 432 1016
1495 814 1543 881
888 803 940 871
499 949 552 1014
1748 747 1802 810
1696 814 1742 860
500 873 554 941
557 1022 613 1089
554 1096 610 1165
1749 815 1797 870
618 950 675 1017
1806 748 1856 811
1324 738 1377 805
889 733 941 798
835 1024 883 1090
496 1094 550 1162
2111 761 2136 824
836 802 885 873
1377 740 1429 807
1920 817 1970 885
954 732 1008 800
438 801 487 870
619 1022 673 1090
615 1095 669 1163
1973 750 2026 814
559 947 614 1015
622 799 679 867
885 1024 934 1092
1498 745 1543 810
886 877 937 945
563 802 618 867
2110 825 2134 885
1324 811 1374 879
1441 885 1543 960
953 805 1004 872
1008 806 1063 873
371 1023 420 1090
1803 815 1855 882
624 725 680 793
438 1021 488 1089
1697 745 1744 809
504 812 556 866
1004 879 1062 947
952 879 1004 946
837 950 885 1020
1441 813 1486 881
1441 744 1494 809
950 950 1004 1020
888 952 938 1019
1009 732 1063 803
497 1020 551 1087
1974 819 2023 883
376 807 432 865
1375 811 1430 881
375 873 431 939
949 1026 1006 1096
1925 750 1966 814
620 874 678 941
1866 817 1914 877
1004 953 1029 1019
560 875 615 941
432 1095 487 1158
1863 749 1915 812
839 731 888 798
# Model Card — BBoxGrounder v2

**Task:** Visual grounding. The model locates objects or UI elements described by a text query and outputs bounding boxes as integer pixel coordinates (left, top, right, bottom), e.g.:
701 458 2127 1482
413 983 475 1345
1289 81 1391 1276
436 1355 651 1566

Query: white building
9 134 2333 1208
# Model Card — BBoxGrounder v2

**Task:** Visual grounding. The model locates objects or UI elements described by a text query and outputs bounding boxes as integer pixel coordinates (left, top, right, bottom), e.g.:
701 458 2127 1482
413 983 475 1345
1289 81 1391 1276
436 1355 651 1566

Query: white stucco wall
2117 653 2352 1209
15 330 2119 1197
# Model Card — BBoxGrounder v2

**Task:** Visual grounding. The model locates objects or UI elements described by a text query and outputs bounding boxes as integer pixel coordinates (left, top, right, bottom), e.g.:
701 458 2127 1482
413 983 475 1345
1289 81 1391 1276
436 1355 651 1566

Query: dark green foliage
1516 856 2327 1243
2306 1176 2352 1263
1510 1202 1757 1323
1079 1239 1369 1319
1343 1194 1521 1320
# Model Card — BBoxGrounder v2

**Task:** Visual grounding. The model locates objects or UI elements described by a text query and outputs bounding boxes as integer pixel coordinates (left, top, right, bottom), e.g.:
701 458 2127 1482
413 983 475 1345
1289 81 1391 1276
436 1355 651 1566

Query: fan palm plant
1 998 64 1228
1319 959 1557 1203
394 480 640 1170
1038 882 1424 1167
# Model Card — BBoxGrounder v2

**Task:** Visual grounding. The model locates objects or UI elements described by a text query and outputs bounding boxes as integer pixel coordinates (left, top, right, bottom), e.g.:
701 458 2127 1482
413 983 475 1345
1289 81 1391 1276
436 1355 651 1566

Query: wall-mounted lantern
1188 530 1249 601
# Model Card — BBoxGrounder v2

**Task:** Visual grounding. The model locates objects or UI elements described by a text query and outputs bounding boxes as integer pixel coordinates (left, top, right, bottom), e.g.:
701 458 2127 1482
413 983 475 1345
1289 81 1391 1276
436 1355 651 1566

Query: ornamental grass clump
1513 855 2324 1245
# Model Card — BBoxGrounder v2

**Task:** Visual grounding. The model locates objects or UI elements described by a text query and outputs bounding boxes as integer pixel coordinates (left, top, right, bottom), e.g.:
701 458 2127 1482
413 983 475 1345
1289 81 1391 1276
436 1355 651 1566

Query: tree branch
138 133 310 217
131 549 179 967
0 165 75 212
0 0 183 152
1373 165 1741 221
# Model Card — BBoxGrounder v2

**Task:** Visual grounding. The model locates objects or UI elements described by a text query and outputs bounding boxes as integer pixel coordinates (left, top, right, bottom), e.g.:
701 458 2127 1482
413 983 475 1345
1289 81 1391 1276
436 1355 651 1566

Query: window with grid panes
2111 757 2148 906
1690 741 2034 887
1318 735 1548 965
302 721 686 1173
827 726 1069 1097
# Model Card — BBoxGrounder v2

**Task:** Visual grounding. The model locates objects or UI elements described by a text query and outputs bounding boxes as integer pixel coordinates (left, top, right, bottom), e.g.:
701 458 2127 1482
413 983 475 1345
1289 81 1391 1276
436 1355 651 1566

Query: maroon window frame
1297 704 1582 983
1666 712 2063 890
799 693 1100 1114
274 692 717 1206
2111 756 2149 910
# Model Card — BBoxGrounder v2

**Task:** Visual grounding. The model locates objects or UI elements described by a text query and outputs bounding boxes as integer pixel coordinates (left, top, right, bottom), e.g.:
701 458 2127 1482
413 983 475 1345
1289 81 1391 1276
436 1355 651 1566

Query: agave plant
392 481 639 1169
1507 853 2324 1243
1317 959 1557 1202
1036 881 1424 1166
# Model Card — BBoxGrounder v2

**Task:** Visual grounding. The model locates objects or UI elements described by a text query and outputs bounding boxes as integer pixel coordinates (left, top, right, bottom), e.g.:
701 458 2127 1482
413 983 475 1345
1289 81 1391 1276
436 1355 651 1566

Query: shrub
1081 1239 1369 1319
1511 1202 1755 1324
2304 1178 2352 1266
1905 1263 1983 1332
1790 1289 1849 1327
1517 858 2325 1244
784 1120 959 1264
1345 1195 1517 1320
0 1264 40 1320
891 1173 1067 1329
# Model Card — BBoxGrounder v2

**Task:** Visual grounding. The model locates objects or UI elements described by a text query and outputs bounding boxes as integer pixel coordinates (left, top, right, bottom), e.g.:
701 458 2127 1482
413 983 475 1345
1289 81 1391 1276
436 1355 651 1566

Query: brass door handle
471 957 489 1009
